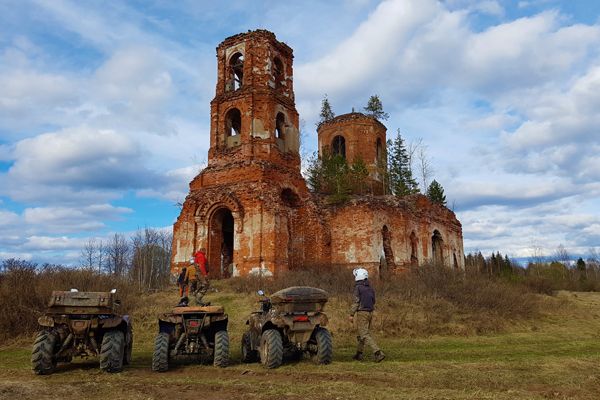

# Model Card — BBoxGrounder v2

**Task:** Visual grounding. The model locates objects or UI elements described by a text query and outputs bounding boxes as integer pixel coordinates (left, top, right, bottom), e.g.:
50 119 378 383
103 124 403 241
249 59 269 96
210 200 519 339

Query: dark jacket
350 279 375 315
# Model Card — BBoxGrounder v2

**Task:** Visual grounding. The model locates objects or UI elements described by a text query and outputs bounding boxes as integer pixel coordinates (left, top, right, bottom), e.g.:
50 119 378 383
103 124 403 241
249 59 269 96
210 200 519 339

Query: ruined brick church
171 30 464 278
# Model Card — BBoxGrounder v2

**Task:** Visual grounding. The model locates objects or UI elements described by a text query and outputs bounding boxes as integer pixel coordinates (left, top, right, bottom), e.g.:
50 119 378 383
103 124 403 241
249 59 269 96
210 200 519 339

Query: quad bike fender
210 314 228 323
38 315 55 327
158 314 183 324
100 316 126 329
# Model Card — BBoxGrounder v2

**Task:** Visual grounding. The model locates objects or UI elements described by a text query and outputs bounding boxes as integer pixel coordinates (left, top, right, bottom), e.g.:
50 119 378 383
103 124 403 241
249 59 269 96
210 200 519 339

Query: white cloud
0 210 20 226
2 126 164 202
21 235 87 251
23 204 131 233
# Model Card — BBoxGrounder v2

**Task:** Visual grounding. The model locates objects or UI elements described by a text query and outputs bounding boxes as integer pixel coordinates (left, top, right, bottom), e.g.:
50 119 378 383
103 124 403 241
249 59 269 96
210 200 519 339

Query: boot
374 350 385 362
352 351 364 361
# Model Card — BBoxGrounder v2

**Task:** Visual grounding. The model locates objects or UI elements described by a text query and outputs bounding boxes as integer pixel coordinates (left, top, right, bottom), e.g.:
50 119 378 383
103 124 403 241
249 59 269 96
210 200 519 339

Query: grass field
1 287 600 400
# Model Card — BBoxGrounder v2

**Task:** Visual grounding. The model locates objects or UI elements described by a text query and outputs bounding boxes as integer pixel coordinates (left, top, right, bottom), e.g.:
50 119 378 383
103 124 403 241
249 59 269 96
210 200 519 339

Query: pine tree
306 150 351 203
317 94 335 126
426 179 447 206
363 94 389 121
388 130 419 196
349 157 369 195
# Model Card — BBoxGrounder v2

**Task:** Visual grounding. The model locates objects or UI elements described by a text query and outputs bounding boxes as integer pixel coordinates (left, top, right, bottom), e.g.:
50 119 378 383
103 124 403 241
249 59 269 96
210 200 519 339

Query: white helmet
353 268 368 281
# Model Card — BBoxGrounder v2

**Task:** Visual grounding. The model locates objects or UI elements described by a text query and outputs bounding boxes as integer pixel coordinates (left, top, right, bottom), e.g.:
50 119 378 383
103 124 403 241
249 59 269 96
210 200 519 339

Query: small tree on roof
364 94 389 121
388 129 419 196
426 179 447 206
317 94 335 126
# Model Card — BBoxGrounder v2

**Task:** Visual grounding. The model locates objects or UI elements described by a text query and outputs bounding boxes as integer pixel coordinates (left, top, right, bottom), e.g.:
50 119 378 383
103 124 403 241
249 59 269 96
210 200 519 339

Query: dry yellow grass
1 285 600 399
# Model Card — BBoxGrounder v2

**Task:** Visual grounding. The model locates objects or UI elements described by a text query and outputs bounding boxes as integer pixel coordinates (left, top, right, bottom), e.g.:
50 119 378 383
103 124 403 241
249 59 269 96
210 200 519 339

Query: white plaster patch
249 265 273 277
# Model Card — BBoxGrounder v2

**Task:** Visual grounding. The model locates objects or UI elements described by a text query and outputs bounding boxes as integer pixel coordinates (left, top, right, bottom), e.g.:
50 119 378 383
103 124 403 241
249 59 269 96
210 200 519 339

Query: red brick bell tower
208 30 300 169
171 30 329 278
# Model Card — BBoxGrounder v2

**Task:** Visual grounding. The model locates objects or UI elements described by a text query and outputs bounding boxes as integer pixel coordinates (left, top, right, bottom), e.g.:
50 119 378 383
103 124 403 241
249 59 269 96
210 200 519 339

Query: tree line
45 227 172 290
465 246 600 293
308 94 447 206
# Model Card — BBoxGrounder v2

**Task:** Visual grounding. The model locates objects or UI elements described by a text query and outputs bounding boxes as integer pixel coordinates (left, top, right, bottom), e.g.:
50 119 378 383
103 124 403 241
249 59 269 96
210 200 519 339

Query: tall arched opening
381 225 395 271
410 231 418 267
432 230 444 266
208 207 234 278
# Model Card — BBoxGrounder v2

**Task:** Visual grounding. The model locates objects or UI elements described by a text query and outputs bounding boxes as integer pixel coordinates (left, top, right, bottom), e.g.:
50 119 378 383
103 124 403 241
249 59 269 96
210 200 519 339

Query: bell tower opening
208 208 234 278
228 52 244 91
275 112 286 139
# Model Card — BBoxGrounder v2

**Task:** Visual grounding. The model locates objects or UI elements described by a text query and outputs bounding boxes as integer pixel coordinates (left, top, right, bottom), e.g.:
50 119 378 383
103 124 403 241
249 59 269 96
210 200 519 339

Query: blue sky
1 0 599 264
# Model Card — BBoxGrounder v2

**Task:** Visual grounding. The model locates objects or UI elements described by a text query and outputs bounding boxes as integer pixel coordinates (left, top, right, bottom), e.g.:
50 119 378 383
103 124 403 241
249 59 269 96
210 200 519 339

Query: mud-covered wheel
241 331 259 363
152 332 170 372
31 331 57 375
123 327 133 366
100 330 125 373
313 327 333 365
213 330 229 368
260 329 283 369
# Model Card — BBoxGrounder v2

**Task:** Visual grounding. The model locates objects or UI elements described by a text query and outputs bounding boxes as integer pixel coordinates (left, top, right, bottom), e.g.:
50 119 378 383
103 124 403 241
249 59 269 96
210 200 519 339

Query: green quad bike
152 299 229 371
31 289 133 375
241 286 333 369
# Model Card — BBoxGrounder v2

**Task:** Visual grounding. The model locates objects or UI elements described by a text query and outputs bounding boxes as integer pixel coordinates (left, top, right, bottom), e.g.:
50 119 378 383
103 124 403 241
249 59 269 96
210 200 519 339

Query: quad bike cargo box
47 291 118 314
270 286 328 313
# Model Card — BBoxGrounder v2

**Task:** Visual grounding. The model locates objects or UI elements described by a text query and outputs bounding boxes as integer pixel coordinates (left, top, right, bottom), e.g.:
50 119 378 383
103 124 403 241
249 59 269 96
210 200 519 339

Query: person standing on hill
177 266 188 297
190 248 210 300
184 261 198 295
194 248 208 277
349 268 385 362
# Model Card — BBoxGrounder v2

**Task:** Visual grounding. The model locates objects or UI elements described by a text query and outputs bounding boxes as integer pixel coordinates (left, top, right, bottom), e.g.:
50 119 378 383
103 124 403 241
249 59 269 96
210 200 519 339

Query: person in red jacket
190 248 209 302
193 248 208 277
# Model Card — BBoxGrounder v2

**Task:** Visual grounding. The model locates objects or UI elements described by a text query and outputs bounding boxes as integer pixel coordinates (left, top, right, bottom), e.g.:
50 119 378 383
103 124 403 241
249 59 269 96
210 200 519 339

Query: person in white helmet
349 267 385 362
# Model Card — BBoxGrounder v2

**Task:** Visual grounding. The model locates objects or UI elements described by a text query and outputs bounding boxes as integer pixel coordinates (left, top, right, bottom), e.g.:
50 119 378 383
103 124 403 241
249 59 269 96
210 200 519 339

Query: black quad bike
32 290 133 375
152 302 229 371
241 286 333 368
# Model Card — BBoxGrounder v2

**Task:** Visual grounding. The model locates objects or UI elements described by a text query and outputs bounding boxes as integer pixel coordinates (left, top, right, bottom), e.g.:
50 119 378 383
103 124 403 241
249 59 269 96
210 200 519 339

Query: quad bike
152 296 229 371
31 289 133 375
241 286 333 369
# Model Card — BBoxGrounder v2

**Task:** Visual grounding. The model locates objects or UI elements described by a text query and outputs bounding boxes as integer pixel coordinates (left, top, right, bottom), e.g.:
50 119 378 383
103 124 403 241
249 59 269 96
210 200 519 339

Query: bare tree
130 228 172 290
80 238 98 269
554 244 570 266
406 138 434 193
106 233 129 276
417 145 434 193
96 240 105 273
529 241 545 268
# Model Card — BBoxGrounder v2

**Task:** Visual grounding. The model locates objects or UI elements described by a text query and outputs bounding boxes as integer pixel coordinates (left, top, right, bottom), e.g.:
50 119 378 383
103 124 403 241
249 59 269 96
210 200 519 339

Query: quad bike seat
172 305 224 314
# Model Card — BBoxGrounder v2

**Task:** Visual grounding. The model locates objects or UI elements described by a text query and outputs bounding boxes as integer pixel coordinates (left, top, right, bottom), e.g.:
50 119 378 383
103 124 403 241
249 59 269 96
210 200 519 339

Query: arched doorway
208 208 234 278
432 230 444 266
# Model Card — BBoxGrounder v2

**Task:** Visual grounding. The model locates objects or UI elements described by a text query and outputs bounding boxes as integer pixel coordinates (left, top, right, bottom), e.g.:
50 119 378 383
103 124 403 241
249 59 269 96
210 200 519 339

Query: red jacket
193 251 208 276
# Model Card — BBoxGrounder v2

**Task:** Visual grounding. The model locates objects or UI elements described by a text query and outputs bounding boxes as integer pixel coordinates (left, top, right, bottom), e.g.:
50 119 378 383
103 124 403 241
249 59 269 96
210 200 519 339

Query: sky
0 0 599 265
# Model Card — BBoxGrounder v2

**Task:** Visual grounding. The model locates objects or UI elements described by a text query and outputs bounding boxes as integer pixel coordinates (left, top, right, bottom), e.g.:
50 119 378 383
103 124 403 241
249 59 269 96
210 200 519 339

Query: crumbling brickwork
171 30 464 278
318 113 387 194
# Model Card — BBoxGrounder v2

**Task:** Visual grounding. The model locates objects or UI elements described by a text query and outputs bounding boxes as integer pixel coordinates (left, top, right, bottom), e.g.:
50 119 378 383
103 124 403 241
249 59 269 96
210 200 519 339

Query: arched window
225 108 241 137
332 135 346 158
273 57 284 89
228 52 244 91
275 112 286 139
